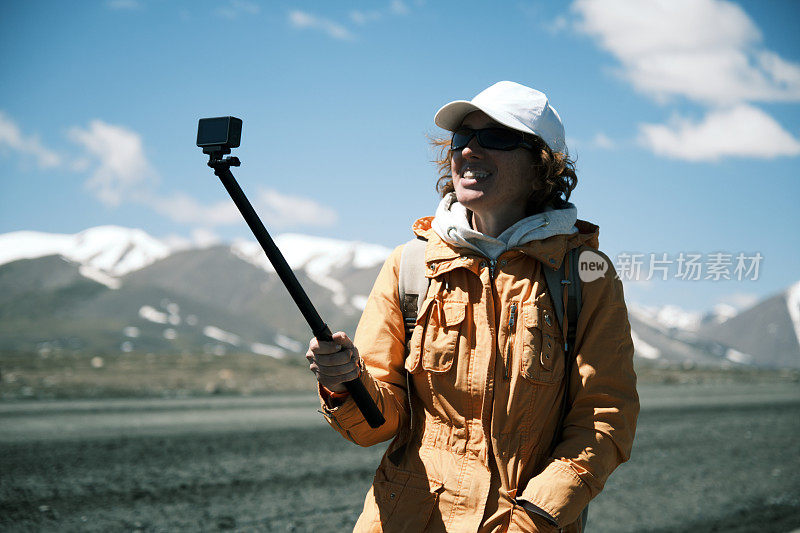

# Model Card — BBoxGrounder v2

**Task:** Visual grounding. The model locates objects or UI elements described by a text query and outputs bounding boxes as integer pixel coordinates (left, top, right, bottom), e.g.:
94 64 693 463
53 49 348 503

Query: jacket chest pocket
519 301 564 384
405 296 466 374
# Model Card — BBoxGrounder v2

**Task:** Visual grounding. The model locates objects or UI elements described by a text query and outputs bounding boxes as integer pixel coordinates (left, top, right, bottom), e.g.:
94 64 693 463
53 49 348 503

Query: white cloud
0 111 61 168
106 0 142 10
572 0 800 105
717 292 759 311
592 132 615 149
190 227 222 248
350 10 382 25
257 188 339 228
548 15 569 35
217 0 260 20
160 233 193 251
65 119 339 230
148 188 337 230
288 10 354 41
298 2 411 37
148 192 242 226
639 104 800 161
572 0 800 161
68 120 156 207
390 0 409 15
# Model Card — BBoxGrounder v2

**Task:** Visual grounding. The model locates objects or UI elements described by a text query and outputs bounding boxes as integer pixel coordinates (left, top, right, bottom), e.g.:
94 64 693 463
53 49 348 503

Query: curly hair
431 134 578 215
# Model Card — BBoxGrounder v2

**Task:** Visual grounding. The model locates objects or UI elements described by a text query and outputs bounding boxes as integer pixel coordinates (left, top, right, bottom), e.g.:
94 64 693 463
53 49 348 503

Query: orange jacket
320 216 639 532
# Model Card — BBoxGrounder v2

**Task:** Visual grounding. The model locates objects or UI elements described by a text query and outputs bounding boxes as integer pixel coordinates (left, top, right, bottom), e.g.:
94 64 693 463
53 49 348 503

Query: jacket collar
412 216 600 272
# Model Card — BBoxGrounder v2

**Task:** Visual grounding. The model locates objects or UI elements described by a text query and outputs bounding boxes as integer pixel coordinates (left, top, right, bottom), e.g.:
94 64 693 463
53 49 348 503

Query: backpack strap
544 246 588 529
542 248 582 446
398 237 430 345
542 246 581 353
388 237 428 467
566 246 582 353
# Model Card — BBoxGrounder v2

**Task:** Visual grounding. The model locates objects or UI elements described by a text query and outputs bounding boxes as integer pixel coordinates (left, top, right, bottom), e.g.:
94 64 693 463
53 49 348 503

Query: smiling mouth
462 169 492 179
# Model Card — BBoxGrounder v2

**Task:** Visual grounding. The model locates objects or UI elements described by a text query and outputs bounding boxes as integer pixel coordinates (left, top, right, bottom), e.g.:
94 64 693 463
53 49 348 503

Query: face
450 111 537 224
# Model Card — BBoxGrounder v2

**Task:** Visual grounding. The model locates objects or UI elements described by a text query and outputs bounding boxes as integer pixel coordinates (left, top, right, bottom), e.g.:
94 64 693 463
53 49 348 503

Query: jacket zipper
503 303 517 380
488 258 497 279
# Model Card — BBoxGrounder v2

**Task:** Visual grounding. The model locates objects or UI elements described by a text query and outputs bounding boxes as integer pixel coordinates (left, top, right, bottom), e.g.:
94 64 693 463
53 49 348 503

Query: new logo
578 250 609 282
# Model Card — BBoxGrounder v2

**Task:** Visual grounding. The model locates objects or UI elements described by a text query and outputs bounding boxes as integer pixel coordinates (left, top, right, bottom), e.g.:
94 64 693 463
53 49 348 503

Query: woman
307 81 639 532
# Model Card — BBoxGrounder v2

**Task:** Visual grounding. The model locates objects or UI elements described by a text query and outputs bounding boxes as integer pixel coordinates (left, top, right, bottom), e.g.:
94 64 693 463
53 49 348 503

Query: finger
314 349 354 367
309 337 343 355
316 358 358 377
317 366 361 389
330 331 354 349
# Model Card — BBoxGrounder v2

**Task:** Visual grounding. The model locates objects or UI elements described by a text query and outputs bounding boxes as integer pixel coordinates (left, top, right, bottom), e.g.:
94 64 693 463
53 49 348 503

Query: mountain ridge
1 226 798 369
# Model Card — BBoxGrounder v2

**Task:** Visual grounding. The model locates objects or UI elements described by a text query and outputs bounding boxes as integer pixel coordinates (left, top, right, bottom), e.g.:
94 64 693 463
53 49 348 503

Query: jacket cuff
317 366 379 427
318 383 350 409
518 459 591 527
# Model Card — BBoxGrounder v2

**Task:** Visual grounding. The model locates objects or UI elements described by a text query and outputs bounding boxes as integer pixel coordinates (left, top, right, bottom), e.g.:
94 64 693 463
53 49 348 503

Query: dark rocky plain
1 356 799 532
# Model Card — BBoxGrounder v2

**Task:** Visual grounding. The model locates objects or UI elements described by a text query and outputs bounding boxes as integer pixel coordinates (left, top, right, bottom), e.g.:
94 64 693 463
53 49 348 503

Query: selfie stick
198 117 385 428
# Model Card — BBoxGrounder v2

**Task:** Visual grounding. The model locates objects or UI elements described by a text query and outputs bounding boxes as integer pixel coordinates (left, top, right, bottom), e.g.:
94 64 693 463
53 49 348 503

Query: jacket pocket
371 465 444 532
420 297 466 373
520 301 564 384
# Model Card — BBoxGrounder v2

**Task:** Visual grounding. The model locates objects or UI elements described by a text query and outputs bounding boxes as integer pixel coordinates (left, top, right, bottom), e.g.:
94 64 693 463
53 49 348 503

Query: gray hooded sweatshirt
431 192 578 260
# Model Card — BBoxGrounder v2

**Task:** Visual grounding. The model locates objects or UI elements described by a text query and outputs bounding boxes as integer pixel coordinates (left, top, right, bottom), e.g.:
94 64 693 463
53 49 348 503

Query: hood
413 198 599 271
430 193 580 260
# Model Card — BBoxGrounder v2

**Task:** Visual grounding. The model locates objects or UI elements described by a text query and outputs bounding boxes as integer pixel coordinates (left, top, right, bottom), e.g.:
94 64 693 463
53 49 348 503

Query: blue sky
1 0 799 313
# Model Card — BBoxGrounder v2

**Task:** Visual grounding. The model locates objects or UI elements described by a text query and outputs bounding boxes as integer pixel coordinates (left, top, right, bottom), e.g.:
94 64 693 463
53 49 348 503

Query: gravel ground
1 383 798 532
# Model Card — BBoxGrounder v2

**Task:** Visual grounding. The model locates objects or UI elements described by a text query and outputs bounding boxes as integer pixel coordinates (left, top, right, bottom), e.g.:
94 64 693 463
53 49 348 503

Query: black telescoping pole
209 159 385 429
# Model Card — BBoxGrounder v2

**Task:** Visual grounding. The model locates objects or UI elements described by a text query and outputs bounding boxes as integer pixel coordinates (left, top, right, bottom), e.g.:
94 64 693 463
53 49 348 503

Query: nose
460 135 484 159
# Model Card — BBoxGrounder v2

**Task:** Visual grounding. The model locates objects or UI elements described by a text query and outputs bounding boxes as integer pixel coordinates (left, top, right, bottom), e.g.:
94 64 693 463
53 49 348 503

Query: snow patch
251 343 286 358
710 303 739 324
78 265 121 289
139 305 169 324
628 303 702 331
203 326 241 346
0 226 172 277
786 281 800 351
275 334 303 353
231 234 390 310
726 348 754 364
630 330 661 360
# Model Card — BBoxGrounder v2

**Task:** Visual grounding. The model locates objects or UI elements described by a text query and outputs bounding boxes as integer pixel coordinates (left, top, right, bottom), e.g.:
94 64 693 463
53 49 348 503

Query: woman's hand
306 331 361 393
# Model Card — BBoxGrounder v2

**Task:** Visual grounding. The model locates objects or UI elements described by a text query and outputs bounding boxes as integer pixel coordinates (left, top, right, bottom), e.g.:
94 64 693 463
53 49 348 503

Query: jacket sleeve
519 250 640 526
318 245 410 447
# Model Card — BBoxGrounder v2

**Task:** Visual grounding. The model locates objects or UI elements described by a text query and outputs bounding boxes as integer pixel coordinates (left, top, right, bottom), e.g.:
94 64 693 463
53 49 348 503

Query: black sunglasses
450 127 536 152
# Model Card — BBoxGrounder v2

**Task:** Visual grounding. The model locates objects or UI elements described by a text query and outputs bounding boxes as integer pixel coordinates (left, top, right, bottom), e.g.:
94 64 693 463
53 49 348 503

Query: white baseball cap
434 81 567 154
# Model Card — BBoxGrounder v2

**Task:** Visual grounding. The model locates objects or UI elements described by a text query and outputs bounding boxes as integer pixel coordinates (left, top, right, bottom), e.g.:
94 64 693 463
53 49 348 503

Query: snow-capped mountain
0 226 392 359
627 303 705 332
0 226 171 288
692 281 800 369
627 283 800 369
0 225 798 369
627 303 742 333
231 234 391 308
0 227 392 302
